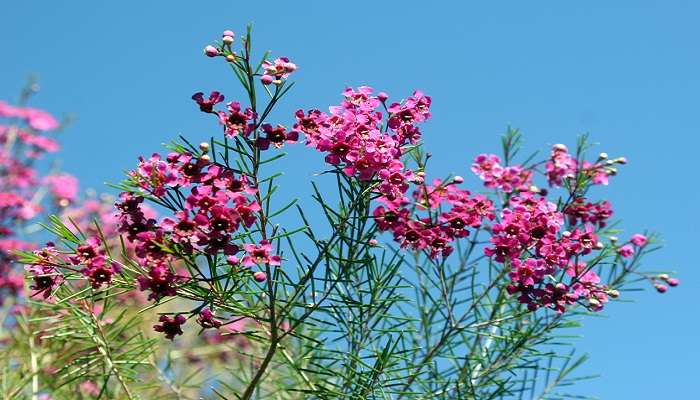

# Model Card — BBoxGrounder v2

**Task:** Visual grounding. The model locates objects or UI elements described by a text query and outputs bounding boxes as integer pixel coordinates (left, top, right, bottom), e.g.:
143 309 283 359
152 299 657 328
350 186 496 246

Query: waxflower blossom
471 154 532 193
192 91 224 113
242 240 281 267
154 314 186 340
256 124 299 150
630 234 647 247
217 101 256 138
261 57 297 84
545 144 577 186
44 174 79 206
617 244 634 258
197 307 222 329
128 153 178 196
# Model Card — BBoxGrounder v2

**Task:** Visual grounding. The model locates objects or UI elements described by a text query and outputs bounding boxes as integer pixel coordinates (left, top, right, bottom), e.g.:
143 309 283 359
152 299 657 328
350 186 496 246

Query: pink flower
545 144 577 186
154 314 186 340
262 57 297 80
44 174 79 204
197 307 222 329
192 91 224 113
242 240 281 267
617 244 635 258
256 124 298 150
217 102 255 138
630 234 647 247
471 154 531 193
128 153 178 197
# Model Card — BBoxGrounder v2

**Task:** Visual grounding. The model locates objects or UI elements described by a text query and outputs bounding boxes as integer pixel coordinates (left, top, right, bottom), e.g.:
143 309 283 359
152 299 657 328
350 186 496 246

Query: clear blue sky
1 2 697 398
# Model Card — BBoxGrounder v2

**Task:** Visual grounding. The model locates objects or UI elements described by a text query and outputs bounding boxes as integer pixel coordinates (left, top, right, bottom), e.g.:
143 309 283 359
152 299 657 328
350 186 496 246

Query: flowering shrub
9 26 679 399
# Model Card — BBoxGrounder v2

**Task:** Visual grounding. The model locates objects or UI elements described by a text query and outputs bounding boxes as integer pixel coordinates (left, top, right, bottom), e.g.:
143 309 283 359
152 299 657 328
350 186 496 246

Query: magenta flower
242 240 281 267
192 91 224 113
617 244 635 258
630 234 647 247
256 124 298 150
44 174 79 205
197 307 222 329
153 314 186 340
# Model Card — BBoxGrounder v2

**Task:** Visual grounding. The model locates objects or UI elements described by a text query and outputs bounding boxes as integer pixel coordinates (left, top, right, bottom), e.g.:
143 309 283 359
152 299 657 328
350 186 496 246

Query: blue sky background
1 1 698 398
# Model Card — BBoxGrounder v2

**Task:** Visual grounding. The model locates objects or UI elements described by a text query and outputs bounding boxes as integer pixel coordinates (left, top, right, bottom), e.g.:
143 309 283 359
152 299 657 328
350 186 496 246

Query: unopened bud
657 273 670 281
528 185 539 193
667 277 679 287
200 154 211 162
595 241 604 249
226 54 236 62
609 236 618 242
261 74 274 85
204 45 219 57
553 144 568 152
608 289 620 298
654 284 668 293
616 157 627 164
222 35 234 45
199 142 210 152
453 175 464 184
222 30 235 38
253 271 267 282
598 152 608 160
589 298 601 307
272 79 283 85
369 239 378 246
377 92 388 102
416 171 426 177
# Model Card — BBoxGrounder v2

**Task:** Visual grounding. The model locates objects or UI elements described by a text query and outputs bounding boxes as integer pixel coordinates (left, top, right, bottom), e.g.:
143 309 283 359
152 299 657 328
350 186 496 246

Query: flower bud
552 144 568 152
222 35 234 45
222 30 235 38
253 271 267 282
199 142 210 152
657 273 669 281
204 45 219 57
377 92 388 102
598 152 608 160
200 154 211 162
654 284 668 293
616 157 628 164
607 289 620 298
369 239 378 246
226 256 239 266
667 277 679 287
609 236 618 242
261 75 274 85
589 298 601 308
528 185 539 193
226 54 236 62
453 175 464 184
416 171 426 177
595 241 604 249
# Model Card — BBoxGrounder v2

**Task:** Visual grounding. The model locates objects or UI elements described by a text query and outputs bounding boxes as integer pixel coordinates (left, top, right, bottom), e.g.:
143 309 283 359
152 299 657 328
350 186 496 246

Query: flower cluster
295 86 430 201
374 178 495 259
544 144 626 187
478 192 619 312
0 97 78 297
119 149 284 337
471 154 533 193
